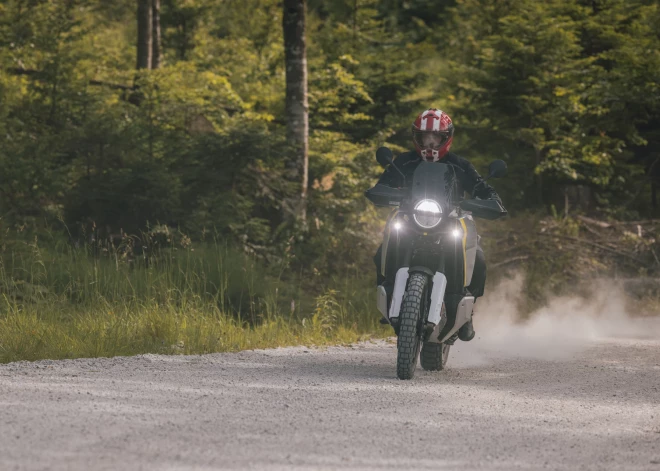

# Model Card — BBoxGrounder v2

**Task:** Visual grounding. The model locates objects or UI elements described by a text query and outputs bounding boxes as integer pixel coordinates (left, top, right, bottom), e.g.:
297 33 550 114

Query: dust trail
469 274 660 361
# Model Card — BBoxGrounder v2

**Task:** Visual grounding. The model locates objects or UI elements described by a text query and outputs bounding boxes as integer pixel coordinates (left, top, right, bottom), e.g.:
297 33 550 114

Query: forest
1 0 659 361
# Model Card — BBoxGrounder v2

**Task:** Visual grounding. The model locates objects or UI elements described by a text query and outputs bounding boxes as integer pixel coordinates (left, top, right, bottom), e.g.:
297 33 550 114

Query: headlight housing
413 199 442 228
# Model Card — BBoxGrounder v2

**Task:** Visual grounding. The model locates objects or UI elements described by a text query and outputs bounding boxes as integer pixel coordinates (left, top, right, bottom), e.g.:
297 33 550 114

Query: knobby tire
396 272 427 380
420 342 451 371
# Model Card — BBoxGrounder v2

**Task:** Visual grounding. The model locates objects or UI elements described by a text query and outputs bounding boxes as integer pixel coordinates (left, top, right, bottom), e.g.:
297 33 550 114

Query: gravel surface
1 328 660 470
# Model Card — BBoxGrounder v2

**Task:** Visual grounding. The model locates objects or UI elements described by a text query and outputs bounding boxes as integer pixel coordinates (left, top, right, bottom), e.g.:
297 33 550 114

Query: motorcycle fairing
380 209 399 277
377 285 388 320
460 216 479 287
379 162 475 335
410 161 459 206
439 296 475 343
388 267 409 319
427 272 447 325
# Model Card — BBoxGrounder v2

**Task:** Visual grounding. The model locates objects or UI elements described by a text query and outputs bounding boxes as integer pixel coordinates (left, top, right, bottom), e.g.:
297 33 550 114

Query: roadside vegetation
480 213 660 317
2 212 657 363
0 227 389 363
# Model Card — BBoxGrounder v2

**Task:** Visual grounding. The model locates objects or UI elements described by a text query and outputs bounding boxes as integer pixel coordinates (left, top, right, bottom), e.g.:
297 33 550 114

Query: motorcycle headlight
413 199 442 229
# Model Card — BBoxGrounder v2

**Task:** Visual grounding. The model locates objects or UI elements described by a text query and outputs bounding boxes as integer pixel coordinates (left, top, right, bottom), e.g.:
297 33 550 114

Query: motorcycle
365 147 507 379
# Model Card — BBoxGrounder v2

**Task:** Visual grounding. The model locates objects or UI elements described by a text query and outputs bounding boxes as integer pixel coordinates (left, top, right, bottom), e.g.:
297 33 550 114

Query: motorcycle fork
421 252 445 340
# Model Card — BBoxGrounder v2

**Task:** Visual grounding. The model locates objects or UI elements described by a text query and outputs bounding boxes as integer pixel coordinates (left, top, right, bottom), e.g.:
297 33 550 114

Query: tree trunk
151 0 161 69
137 0 152 70
353 0 357 46
283 0 309 222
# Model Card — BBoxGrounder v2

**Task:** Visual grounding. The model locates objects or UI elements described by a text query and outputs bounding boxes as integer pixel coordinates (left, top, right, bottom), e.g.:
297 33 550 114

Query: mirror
376 147 394 168
487 159 507 179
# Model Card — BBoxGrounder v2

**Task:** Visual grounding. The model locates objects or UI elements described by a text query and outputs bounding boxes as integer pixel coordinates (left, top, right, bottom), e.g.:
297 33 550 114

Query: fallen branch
491 242 537 258
578 221 604 237
652 248 660 267
577 215 611 228
491 255 529 268
614 219 660 225
536 232 650 266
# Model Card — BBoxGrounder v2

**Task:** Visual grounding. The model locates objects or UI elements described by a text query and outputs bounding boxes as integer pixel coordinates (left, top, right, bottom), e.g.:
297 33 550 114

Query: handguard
459 198 507 220
365 184 406 207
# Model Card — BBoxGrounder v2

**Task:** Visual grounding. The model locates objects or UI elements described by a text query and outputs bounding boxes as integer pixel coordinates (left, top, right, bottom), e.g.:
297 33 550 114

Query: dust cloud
469 274 660 361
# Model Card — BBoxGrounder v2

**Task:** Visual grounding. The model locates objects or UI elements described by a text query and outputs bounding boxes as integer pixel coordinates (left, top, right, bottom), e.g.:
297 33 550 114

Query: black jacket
377 151 501 203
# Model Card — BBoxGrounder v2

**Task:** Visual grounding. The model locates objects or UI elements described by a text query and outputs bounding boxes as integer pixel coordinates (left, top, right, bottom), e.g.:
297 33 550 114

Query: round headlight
413 199 442 228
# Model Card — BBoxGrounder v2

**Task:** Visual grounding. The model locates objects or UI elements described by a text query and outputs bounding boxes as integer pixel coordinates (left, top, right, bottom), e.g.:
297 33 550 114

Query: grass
5 213 655 363
0 230 388 363
0 299 386 363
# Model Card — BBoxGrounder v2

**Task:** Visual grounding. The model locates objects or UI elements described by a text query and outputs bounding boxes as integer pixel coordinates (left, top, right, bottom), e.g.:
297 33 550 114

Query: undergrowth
0 230 388 363
0 298 387 363
2 211 657 363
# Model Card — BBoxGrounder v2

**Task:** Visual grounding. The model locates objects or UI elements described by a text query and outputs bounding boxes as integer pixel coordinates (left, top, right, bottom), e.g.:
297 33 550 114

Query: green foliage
0 229 388 362
445 0 660 210
4 0 655 241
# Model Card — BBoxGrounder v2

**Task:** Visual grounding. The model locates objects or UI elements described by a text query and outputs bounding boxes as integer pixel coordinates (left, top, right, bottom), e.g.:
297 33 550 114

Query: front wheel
396 273 427 380
420 342 451 371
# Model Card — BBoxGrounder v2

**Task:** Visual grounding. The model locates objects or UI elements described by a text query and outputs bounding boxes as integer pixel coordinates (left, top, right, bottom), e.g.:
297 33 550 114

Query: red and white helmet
412 108 454 162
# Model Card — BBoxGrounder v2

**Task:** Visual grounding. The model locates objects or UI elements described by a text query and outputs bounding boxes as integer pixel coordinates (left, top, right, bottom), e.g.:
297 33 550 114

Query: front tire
396 273 427 380
420 342 451 371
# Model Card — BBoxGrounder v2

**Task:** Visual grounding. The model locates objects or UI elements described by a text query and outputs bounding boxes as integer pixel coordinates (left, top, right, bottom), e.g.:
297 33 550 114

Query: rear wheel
396 273 428 380
420 342 451 371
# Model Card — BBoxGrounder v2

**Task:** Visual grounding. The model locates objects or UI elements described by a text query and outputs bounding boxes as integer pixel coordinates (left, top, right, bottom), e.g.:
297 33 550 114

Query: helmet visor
413 130 451 150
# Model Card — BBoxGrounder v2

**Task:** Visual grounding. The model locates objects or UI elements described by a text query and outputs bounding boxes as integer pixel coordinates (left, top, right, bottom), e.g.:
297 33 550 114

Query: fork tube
397 234 413 269
436 249 446 275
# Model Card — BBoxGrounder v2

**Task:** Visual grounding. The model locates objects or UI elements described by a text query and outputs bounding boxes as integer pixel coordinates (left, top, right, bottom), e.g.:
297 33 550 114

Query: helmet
412 108 454 162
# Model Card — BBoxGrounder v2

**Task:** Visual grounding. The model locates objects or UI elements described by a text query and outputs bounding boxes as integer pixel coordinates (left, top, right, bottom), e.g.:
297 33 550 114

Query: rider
373 108 502 342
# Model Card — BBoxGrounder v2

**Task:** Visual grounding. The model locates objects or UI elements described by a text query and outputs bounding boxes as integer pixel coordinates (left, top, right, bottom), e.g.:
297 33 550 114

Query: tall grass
0 230 387 363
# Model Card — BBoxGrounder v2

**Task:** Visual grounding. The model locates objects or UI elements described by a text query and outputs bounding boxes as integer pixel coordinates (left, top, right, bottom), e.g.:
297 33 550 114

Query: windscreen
410 162 459 209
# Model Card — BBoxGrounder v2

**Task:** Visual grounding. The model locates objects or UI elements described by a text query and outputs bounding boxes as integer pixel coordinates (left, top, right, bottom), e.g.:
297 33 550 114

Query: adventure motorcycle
365 147 507 380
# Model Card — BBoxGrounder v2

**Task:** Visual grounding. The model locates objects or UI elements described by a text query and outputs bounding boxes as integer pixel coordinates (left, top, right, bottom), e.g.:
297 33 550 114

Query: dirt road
1 328 659 470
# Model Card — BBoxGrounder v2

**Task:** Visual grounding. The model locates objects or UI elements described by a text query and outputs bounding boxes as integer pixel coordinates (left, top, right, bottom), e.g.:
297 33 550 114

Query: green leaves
309 55 373 129
444 0 660 209
1 0 659 268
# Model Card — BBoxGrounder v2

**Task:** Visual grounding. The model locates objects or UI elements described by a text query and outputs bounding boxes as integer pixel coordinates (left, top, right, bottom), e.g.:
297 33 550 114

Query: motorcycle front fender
387 267 409 320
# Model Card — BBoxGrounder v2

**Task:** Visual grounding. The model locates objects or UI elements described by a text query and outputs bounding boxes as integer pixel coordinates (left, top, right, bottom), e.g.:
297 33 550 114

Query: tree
137 0 152 70
152 0 162 69
283 0 309 221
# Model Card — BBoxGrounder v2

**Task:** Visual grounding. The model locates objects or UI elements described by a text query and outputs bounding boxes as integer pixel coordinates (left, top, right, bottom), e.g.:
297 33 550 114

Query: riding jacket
377 151 502 203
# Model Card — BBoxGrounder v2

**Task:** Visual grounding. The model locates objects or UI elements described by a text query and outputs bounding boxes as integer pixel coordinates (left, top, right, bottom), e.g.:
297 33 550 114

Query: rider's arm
376 152 416 188
376 165 402 188
452 155 502 203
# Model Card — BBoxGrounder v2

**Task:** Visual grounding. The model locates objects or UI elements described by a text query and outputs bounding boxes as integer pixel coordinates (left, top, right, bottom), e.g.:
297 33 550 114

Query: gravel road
1 323 660 471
